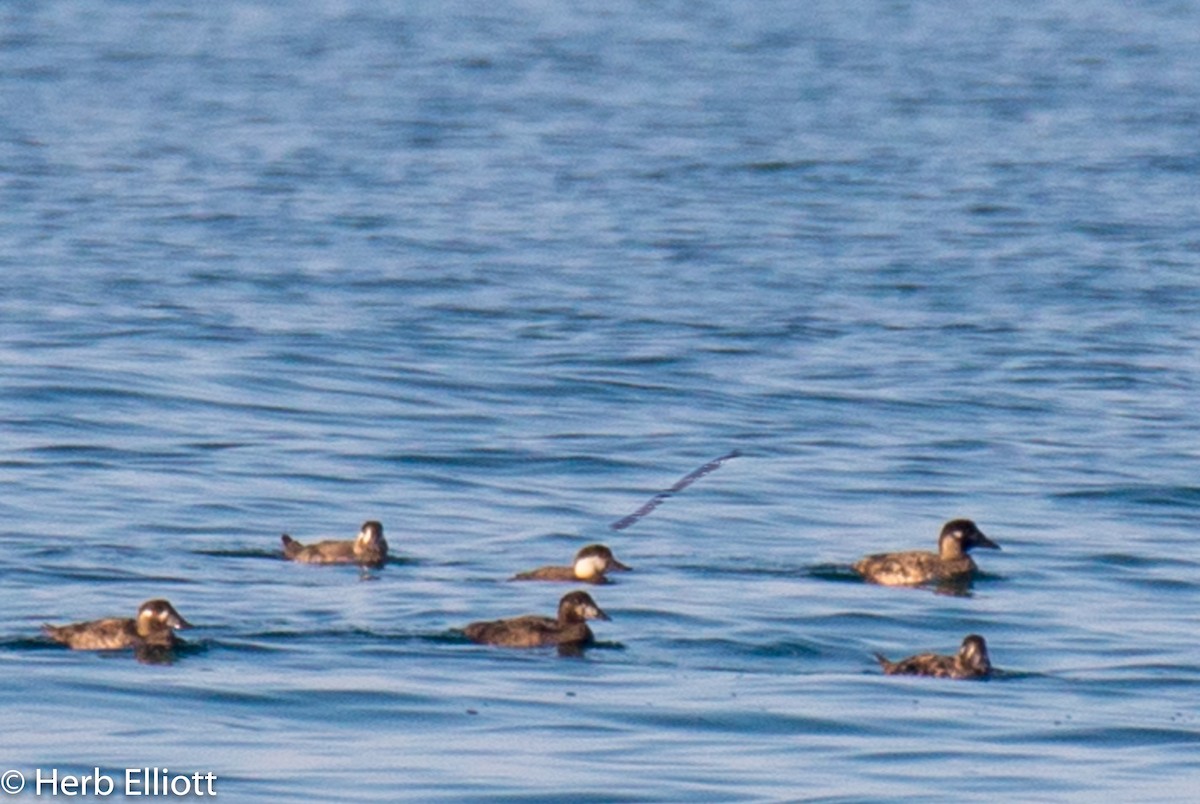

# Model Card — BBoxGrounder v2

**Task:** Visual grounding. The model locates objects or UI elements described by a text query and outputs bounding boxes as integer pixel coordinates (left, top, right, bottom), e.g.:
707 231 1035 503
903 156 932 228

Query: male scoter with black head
464 591 610 654
874 634 993 680
852 518 999 587
281 520 387 568
510 544 631 584
44 599 192 652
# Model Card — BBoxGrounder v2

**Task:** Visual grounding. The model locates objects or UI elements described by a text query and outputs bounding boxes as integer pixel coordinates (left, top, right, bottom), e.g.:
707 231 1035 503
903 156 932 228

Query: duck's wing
310 540 358 561
43 618 137 650
510 566 574 582
853 550 941 586
464 615 559 647
882 652 956 677
283 538 358 563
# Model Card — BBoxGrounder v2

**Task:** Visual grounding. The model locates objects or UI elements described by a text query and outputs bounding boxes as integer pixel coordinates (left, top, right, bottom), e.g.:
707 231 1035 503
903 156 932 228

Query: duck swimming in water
281 520 387 568
510 544 631 584
852 519 999 587
464 591 610 654
43 599 192 652
874 634 993 680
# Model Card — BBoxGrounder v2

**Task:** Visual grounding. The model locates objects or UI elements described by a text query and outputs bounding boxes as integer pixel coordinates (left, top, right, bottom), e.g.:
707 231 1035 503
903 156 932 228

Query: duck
873 634 993 679
464 591 610 653
510 544 631 584
281 520 387 568
852 518 999 587
43 599 192 651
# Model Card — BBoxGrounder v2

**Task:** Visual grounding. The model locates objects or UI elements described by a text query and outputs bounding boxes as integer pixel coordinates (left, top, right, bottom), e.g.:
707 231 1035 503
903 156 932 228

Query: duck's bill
170 615 194 630
974 533 1001 550
609 558 633 571
587 605 611 621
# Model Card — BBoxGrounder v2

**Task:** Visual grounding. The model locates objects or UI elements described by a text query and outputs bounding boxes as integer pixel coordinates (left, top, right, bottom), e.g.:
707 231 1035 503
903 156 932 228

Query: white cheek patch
574 556 605 579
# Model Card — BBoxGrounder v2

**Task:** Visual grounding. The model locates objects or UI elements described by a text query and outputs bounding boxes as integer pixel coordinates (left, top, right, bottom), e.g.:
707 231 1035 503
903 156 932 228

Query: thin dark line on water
609 449 741 531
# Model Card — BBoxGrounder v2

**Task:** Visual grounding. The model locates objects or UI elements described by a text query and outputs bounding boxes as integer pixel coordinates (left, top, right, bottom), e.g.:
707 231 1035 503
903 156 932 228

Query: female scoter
43 599 192 651
281 520 387 568
510 544 631 584
874 634 993 680
464 591 610 652
852 518 999 587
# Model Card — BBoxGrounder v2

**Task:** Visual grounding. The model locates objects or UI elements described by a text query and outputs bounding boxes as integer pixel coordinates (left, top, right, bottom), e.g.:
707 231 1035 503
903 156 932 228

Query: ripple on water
5 1 1200 800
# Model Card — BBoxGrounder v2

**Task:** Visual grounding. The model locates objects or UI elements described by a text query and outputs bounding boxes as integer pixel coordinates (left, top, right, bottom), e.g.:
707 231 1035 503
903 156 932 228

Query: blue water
3 1 1200 800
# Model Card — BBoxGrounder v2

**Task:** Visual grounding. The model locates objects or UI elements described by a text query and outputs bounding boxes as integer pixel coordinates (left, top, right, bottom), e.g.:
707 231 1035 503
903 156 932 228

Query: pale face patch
574 555 607 579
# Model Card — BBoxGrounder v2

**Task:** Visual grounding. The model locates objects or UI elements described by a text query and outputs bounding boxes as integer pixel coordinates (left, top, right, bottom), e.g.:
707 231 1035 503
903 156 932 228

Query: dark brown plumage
43 599 192 652
281 520 387 568
464 591 610 651
874 634 993 680
852 519 999 587
510 544 631 584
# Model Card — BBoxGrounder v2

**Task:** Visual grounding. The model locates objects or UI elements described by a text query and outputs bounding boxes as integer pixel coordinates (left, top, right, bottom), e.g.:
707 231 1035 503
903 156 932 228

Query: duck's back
853 550 974 586
44 618 139 651
465 615 592 648
282 536 357 564
877 652 985 679
877 652 958 677
511 565 575 582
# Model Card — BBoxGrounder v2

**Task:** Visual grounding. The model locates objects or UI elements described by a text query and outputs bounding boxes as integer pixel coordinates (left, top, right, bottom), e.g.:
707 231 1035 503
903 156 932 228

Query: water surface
3 1 1200 800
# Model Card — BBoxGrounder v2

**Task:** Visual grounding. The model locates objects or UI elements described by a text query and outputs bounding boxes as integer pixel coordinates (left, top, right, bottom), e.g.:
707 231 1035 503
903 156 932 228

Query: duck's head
557 591 610 623
137 599 192 631
356 520 386 548
573 544 632 580
957 634 991 674
939 519 999 558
